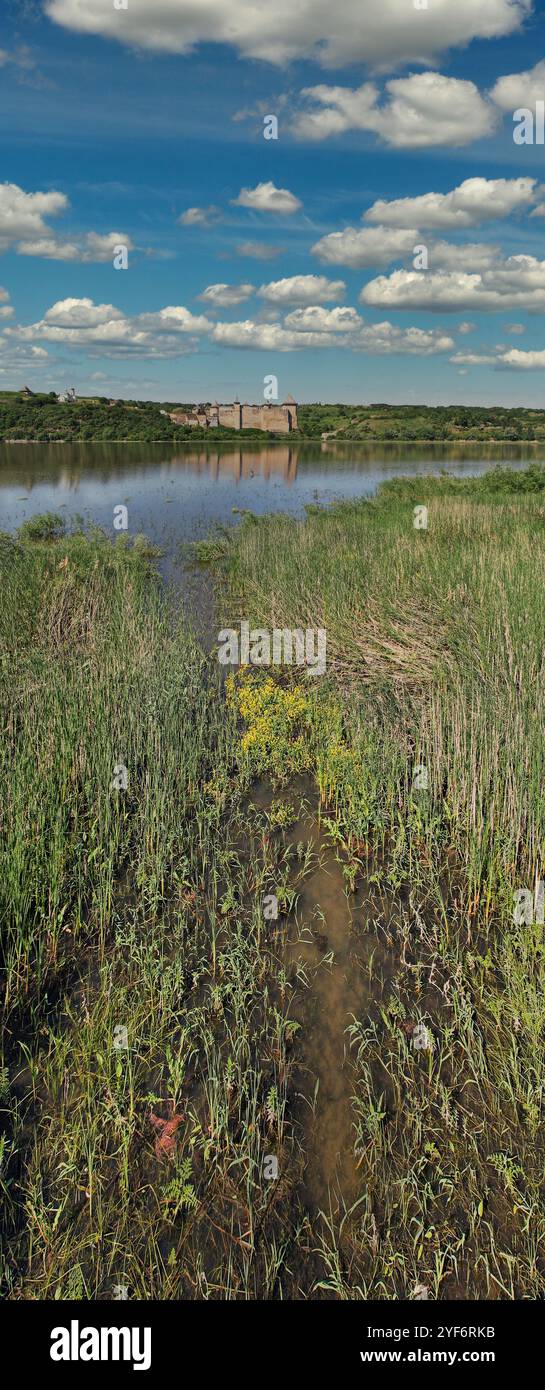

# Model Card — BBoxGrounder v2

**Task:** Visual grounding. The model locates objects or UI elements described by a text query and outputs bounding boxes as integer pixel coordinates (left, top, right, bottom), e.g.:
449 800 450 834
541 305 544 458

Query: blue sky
2 0 545 403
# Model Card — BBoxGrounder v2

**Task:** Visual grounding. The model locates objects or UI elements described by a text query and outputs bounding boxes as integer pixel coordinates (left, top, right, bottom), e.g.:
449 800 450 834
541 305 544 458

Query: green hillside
2 390 545 442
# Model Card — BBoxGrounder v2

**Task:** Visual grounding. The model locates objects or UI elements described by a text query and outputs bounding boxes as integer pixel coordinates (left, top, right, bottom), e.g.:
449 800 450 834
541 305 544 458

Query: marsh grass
5 469 545 1301
0 523 320 1299
210 473 545 1297
217 480 545 904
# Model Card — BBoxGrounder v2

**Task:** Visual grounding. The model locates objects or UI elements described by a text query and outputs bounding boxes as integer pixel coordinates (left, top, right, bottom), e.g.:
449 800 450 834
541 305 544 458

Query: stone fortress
167 396 298 434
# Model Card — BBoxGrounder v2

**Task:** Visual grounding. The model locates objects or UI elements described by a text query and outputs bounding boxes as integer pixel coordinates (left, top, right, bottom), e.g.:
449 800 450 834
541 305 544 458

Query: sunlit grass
5 472 545 1302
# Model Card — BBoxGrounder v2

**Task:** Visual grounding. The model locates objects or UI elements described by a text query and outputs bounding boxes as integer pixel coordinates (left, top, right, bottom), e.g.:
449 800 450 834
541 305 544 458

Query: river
1 438 541 542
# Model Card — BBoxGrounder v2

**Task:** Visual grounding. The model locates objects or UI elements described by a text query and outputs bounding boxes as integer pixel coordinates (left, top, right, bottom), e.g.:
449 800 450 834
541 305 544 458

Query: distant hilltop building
168 396 298 434
20 385 35 398
57 387 77 404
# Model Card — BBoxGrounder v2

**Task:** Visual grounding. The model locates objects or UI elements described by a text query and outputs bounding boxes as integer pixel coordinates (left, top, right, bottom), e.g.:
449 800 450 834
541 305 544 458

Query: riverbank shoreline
6 435 545 445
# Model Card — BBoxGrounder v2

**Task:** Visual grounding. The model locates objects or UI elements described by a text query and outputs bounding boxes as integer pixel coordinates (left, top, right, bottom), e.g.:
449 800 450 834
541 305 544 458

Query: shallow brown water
248 791 391 1222
285 813 364 1214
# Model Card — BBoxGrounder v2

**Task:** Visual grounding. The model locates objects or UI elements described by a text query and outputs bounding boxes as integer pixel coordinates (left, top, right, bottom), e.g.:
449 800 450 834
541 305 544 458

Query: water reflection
1 439 543 554
1 437 542 495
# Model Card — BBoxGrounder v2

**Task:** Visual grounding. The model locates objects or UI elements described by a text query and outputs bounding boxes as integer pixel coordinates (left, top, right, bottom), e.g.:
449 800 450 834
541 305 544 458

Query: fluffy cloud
451 344 545 370
138 306 213 334
17 230 134 261
210 316 453 353
198 283 254 307
283 306 362 332
292 73 497 148
257 274 346 305
0 183 134 261
292 83 379 140
500 348 545 368
312 225 418 269
43 0 532 70
232 182 302 215
8 293 454 359
210 320 339 351
0 181 68 250
361 255 545 312
280 304 453 353
358 323 454 355
312 225 499 273
428 241 500 271
312 182 538 284
43 298 124 326
490 58 545 112
365 177 537 229
11 297 212 357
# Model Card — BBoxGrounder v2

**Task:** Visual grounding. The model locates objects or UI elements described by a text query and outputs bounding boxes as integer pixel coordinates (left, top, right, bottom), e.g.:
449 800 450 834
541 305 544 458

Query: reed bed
0 524 316 1298
4 468 545 1301
208 470 545 1298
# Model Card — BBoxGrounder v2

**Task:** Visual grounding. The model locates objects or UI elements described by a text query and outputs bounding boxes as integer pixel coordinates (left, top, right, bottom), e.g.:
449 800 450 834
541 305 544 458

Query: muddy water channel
285 811 370 1215
250 785 392 1226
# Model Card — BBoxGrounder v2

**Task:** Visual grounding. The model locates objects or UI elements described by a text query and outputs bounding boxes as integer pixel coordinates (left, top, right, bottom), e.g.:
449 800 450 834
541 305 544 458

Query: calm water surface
1 439 542 543
2 439 542 631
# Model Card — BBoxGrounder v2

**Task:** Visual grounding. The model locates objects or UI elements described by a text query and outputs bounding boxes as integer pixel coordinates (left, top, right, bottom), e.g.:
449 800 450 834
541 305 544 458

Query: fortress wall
240 405 264 427
172 400 297 432
261 406 292 433
218 404 242 429
240 405 293 433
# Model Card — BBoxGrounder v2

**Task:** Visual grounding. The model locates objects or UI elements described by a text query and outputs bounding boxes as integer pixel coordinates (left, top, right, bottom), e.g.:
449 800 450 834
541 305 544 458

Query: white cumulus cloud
365 177 537 229
9 293 455 360
198 283 255 308
232 182 302 215
490 58 545 112
292 73 497 148
312 225 419 269
0 181 68 250
44 298 125 326
361 255 545 312
0 183 135 262
283 306 362 332
257 274 346 305
500 348 545 368
43 0 532 70
17 230 134 261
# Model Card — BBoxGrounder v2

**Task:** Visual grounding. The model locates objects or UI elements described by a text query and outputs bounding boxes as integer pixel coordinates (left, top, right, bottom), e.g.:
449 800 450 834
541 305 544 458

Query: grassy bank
216 466 545 906
0 522 322 1298
204 467 545 1297
4 466 545 1300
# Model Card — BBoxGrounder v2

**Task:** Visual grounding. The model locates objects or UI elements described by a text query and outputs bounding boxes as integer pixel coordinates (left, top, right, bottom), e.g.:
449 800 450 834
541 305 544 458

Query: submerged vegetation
2 465 545 1299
